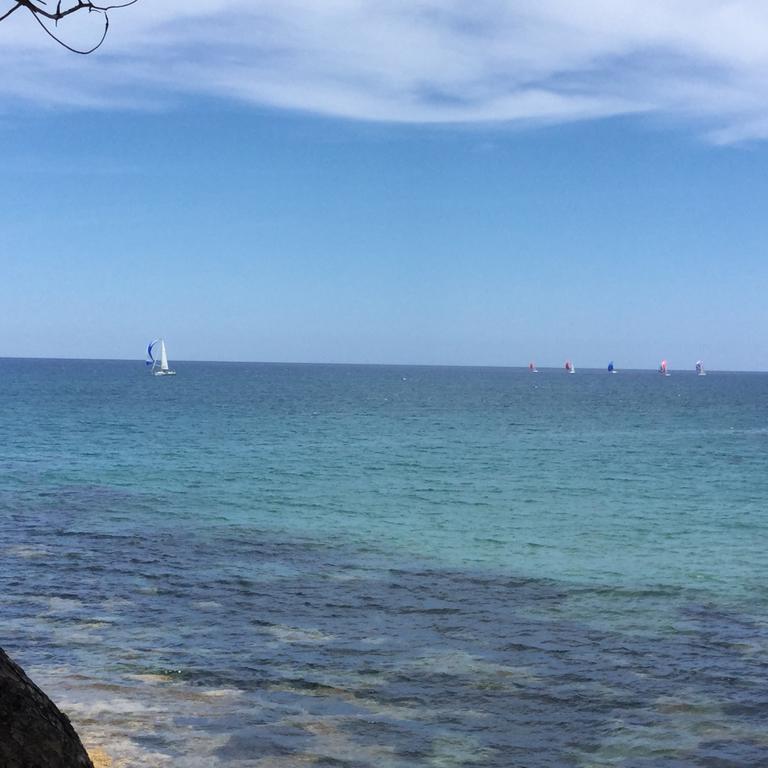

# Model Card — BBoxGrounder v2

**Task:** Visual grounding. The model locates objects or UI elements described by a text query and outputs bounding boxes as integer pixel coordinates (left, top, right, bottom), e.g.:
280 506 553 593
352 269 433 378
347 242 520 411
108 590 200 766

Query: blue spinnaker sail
146 339 159 366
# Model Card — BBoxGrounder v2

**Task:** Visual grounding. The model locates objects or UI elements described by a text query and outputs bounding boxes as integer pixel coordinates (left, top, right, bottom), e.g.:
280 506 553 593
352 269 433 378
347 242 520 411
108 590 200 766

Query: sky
1 1 767 369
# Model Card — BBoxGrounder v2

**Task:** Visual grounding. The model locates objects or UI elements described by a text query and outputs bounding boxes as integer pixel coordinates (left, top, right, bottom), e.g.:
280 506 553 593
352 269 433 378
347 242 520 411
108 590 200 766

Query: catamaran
529 362 538 373
608 361 616 374
564 360 575 374
146 339 176 376
695 360 706 376
658 359 670 376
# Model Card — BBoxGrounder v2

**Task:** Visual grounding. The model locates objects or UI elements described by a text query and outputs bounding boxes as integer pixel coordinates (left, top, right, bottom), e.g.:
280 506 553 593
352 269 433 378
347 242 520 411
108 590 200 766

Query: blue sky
1 2 768 369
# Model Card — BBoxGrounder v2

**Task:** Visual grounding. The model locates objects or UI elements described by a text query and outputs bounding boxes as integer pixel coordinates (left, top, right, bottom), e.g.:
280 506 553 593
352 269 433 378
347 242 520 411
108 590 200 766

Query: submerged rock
0 647 94 768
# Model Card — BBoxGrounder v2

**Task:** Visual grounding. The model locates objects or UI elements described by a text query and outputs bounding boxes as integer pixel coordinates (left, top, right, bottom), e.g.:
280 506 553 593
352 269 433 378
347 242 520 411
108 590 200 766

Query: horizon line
0 356 763 374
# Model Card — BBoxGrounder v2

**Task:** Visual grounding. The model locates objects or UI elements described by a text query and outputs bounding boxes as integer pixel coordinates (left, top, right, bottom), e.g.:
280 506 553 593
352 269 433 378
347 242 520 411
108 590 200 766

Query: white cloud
2 0 768 140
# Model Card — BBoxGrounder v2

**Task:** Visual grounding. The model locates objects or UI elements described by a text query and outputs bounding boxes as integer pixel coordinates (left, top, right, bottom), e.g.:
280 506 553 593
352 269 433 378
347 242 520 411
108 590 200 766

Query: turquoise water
2 359 767 766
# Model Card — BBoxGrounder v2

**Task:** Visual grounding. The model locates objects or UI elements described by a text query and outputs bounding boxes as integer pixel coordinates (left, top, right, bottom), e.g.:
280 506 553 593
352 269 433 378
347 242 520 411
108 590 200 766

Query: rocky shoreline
0 647 108 768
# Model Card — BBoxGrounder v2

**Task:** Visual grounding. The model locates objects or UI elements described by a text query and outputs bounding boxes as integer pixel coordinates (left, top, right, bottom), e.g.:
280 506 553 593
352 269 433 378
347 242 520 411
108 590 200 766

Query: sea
1 358 767 767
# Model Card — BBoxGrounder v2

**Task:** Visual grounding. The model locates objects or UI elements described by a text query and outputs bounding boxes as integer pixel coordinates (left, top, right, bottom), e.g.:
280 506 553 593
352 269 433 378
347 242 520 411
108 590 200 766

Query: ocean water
2 359 768 767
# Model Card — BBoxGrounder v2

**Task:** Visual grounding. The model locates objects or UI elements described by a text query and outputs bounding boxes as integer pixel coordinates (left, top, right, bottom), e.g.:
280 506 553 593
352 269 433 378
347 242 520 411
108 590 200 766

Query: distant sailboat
146 339 176 376
529 362 538 373
695 360 706 376
564 360 575 374
608 361 616 374
658 359 670 376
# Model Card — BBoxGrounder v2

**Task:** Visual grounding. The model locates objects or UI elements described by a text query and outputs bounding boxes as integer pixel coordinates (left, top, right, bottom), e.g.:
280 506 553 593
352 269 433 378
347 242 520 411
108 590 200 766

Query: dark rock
0 647 94 768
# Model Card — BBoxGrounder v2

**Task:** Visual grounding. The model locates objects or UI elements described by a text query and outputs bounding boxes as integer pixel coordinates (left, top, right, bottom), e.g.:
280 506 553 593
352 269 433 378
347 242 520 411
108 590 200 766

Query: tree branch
2 0 138 53
0 4 22 21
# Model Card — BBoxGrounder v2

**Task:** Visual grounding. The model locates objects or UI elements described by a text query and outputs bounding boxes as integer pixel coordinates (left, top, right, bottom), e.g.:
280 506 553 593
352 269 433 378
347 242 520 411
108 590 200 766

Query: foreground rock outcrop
0 647 94 768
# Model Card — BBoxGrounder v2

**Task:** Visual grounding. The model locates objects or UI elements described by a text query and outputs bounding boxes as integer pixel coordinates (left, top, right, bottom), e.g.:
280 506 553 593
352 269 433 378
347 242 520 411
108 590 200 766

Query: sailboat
529 362 538 373
146 339 176 376
608 361 616 374
564 360 575 374
658 359 670 376
695 360 706 376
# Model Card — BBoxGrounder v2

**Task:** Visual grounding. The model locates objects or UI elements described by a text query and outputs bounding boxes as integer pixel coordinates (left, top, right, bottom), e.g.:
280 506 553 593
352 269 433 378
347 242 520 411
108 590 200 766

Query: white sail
148 338 176 376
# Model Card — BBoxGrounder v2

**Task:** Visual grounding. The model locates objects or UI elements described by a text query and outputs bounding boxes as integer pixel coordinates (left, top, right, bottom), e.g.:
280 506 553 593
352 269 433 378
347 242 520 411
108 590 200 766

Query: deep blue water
2 359 768 767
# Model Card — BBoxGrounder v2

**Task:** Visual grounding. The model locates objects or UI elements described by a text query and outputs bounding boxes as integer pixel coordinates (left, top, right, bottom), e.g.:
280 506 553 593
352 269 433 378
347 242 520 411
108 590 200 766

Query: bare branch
28 3 109 54
15 0 138 21
1 0 138 53
0 4 23 22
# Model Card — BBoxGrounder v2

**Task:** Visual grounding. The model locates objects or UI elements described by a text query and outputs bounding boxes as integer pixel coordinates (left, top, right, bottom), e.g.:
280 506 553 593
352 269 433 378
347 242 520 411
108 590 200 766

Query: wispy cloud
2 0 768 140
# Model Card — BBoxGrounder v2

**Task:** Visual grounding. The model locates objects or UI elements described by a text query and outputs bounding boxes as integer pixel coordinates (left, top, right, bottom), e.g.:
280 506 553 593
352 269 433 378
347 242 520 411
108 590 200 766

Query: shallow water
2 359 767 766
